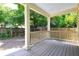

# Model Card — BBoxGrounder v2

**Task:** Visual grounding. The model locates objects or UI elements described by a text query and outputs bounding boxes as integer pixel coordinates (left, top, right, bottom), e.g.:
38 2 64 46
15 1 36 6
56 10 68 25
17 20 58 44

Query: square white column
77 5 79 43
24 4 30 49
47 17 50 31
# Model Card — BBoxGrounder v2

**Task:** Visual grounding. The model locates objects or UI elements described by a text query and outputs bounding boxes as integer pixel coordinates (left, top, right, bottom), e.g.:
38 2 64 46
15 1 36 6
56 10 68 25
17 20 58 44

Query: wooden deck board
75 46 79 56
30 40 54 56
52 46 62 56
49 45 60 56
55 46 65 56
7 39 79 56
41 44 56 56
73 46 78 56
61 46 67 56
68 45 74 56
30 40 79 56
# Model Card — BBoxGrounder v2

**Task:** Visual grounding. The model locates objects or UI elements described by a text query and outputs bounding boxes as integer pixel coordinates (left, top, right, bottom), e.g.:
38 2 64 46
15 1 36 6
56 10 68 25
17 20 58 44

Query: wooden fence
50 28 78 42
30 31 49 44
0 28 25 37
30 28 79 44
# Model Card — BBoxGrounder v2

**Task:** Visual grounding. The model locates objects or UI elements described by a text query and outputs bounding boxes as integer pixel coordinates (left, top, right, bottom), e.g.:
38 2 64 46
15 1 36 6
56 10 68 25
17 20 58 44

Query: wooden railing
30 28 79 44
50 28 79 42
30 31 49 44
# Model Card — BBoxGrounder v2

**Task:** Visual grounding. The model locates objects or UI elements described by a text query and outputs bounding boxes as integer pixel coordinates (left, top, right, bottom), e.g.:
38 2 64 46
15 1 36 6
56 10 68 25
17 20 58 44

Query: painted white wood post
77 4 79 32
77 4 79 43
24 4 31 49
47 17 51 38
47 17 50 31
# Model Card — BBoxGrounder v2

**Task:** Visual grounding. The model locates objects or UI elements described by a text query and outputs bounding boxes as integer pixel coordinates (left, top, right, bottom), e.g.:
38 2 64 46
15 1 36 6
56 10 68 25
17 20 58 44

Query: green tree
51 12 78 28
30 10 47 31
0 3 24 39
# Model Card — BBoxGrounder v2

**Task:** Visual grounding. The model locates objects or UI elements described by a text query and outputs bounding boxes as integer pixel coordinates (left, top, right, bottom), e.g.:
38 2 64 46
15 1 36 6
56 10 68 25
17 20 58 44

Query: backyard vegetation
30 10 78 31
0 4 24 40
51 12 78 28
30 10 47 31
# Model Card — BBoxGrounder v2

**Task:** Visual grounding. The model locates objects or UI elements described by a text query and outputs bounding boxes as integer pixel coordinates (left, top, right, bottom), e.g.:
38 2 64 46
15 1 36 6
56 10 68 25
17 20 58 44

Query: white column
77 5 79 43
47 17 51 38
24 4 30 49
47 17 50 31
77 5 79 32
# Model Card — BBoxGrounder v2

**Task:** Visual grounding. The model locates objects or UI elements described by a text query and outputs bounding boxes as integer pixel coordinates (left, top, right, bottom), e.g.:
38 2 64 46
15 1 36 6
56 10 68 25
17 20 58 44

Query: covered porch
2 3 79 56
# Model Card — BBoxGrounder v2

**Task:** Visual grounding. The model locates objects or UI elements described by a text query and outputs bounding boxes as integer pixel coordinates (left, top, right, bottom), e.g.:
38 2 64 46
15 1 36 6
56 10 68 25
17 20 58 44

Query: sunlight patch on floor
0 42 4 46
0 48 22 56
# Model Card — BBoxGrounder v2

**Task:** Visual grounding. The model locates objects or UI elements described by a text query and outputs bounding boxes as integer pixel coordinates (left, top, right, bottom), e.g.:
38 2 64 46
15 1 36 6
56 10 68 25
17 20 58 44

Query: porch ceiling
34 3 77 17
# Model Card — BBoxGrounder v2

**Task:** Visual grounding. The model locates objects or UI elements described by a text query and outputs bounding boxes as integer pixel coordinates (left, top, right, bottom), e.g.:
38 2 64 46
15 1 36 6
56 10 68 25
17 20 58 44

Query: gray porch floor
6 39 79 56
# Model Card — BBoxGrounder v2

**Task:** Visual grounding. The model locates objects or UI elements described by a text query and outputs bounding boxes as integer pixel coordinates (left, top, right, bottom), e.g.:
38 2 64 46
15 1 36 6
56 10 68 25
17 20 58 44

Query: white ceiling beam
50 4 78 17
50 7 77 17
28 3 50 17
28 3 78 17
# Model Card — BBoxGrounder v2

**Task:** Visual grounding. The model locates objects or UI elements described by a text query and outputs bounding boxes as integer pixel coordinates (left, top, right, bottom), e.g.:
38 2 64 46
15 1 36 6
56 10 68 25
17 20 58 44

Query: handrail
30 29 78 44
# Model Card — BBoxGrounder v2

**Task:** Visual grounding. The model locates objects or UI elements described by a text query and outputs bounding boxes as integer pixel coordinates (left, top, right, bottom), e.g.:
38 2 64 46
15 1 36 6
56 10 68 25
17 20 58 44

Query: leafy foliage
30 10 47 31
0 4 24 28
0 4 24 39
51 12 78 28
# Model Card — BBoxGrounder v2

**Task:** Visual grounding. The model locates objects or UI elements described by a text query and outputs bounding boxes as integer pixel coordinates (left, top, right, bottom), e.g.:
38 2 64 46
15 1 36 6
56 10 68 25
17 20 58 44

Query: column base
23 44 34 50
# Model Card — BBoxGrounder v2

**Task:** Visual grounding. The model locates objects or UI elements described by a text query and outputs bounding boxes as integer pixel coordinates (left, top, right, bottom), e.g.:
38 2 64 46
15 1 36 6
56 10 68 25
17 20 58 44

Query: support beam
47 17 50 31
28 3 50 17
24 4 30 49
